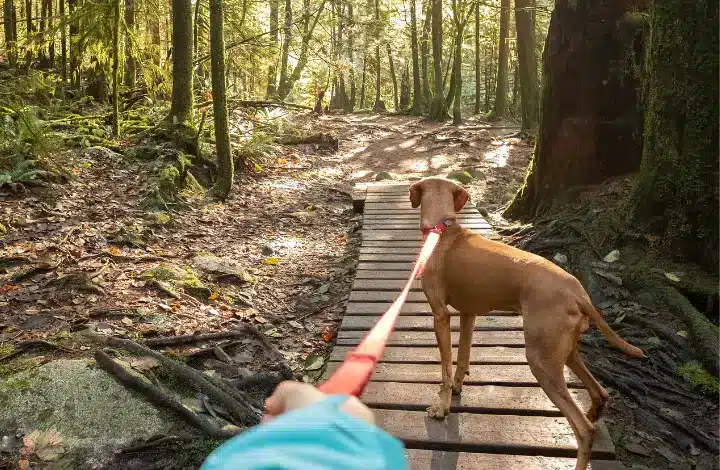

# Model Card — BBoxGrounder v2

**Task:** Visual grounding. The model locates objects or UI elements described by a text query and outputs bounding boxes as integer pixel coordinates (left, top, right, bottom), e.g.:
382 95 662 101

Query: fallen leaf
689 444 701 456
647 336 661 345
254 316 267 324
288 320 303 329
677 330 688 338
614 312 627 323
317 283 330 294
664 272 680 282
593 269 623 286
209 291 219 301
121 317 133 326
603 250 620 263
25 429 65 462
264 257 279 265
304 354 325 371
553 253 568 264
625 442 653 457
321 326 335 342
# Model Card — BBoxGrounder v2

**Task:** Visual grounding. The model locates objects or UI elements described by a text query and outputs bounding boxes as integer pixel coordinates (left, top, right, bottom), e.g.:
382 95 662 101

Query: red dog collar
422 219 454 236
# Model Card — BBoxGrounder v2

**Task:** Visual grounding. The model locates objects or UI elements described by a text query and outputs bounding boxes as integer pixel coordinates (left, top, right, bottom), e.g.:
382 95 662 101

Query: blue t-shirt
201 395 408 470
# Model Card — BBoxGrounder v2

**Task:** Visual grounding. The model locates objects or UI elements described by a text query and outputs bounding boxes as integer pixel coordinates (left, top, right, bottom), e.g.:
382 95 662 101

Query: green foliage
678 361 720 395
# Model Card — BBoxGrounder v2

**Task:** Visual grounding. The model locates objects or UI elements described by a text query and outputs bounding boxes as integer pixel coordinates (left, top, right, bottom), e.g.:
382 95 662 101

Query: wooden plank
363 213 486 221
375 410 614 459
345 302 518 316
364 202 470 210
355 270 415 279
352 279 422 290
322 363 582 388
361 237 502 248
340 315 524 331
364 208 477 215
349 291 426 302
359 253 429 262
357 262 416 270
336 330 526 347
363 219 489 226
352 186 366 214
361 383 591 415
405 450 624 470
363 230 493 241
330 346 527 364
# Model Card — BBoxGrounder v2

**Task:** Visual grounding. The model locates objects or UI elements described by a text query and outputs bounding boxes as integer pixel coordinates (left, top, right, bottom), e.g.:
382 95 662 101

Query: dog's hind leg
452 313 477 395
427 306 453 419
566 347 609 423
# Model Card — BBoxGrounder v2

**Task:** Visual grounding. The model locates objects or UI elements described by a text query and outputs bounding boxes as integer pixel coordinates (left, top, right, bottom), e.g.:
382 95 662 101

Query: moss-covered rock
144 264 211 300
375 171 395 181
447 170 474 184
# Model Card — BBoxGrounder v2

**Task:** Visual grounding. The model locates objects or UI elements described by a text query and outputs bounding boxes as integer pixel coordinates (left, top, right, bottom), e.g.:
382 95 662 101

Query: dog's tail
578 297 647 358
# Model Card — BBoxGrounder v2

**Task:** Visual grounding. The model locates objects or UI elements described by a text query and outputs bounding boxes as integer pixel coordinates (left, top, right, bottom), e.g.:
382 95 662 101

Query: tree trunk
46 0 53 64
452 24 462 124
265 0 279 97
491 0 509 118
112 0 121 136
409 0 423 113
371 0 383 111
193 0 202 77
631 0 718 269
68 0 79 85
400 63 411 109
386 44 398 110
427 0 445 120
473 3 480 114
209 0 234 199
3 0 16 67
514 0 538 131
24 0 32 66
149 6 161 66
505 0 646 219
277 0 292 96
359 50 366 108
59 0 66 78
167 0 194 124
39 0 46 65
420 0 431 107
124 0 136 88
345 2 355 111
484 43 493 111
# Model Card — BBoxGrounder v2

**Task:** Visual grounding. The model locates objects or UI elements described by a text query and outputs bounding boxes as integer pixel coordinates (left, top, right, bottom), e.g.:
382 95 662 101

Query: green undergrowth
678 361 720 395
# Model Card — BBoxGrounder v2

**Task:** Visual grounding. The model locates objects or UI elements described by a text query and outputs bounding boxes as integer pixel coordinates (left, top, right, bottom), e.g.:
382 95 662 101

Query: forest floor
1 111 718 469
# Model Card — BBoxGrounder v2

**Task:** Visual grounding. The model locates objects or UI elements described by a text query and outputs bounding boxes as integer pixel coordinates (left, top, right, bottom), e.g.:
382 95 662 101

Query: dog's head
409 177 469 232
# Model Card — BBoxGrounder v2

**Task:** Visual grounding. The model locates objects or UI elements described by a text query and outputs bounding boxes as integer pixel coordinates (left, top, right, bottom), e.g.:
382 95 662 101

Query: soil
1 112 717 469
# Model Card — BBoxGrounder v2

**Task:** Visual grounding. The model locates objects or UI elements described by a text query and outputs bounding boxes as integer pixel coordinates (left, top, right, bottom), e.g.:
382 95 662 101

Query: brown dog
410 177 645 470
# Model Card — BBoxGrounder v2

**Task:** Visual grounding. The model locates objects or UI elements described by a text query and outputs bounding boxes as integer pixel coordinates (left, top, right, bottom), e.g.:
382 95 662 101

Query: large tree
3 0 17 67
427 0 444 120
631 0 718 267
514 0 538 131
167 0 194 124
266 0 279 97
409 0 423 113
505 0 645 218
209 0 234 199
490 0 509 119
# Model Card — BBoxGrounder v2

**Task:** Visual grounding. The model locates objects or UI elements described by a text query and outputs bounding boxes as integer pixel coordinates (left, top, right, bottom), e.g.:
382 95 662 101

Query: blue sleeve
201 395 408 470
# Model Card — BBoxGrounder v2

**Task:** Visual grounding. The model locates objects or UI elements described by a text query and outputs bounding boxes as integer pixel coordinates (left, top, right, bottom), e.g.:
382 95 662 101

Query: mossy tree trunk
167 0 194 125
630 0 718 269
112 0 121 137
427 0 445 120
265 0 279 97
3 0 17 67
409 0 423 114
504 0 645 219
473 4 480 114
124 0 136 88
59 0 66 78
209 0 234 200
276 0 292 97
491 0 509 119
514 0 539 131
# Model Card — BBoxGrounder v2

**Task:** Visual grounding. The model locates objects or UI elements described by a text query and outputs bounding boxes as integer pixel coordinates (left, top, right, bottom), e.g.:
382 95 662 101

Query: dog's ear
409 181 423 208
453 185 470 212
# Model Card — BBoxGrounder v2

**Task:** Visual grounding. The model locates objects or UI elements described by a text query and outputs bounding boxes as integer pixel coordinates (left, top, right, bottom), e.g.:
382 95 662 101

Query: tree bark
409 0 423 113
631 0 718 269
39 0 46 65
514 0 538 131
124 0 136 88
68 0 79 85
359 50 366 108
427 0 445 120
46 0 53 64
345 1 355 111
505 0 645 219
112 0 121 136
59 0 66 78
3 0 16 67
277 0 292 96
491 0 509 119
400 63 410 109
386 44 398 110
167 0 194 124
24 0 32 66
266 0 279 97
149 4 161 66
451 23 462 124
420 0 431 107
473 3 480 114
209 0 234 199
371 0 383 111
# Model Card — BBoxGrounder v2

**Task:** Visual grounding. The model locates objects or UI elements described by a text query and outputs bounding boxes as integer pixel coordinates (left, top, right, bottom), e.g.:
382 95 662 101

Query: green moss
149 211 172 226
0 358 34 376
5 376 32 390
0 344 14 357
678 361 719 395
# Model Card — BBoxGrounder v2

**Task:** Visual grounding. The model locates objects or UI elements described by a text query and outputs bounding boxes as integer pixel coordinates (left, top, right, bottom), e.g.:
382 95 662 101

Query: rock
375 171 395 181
144 263 212 299
553 253 568 264
193 255 255 284
261 246 274 256
446 170 474 184
0 359 181 464
84 146 122 160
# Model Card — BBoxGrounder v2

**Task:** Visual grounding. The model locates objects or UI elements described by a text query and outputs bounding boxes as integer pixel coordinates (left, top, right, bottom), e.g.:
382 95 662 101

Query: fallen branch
95 349 239 438
96 335 260 425
231 99 313 111
142 330 250 347
118 435 193 454
0 340 63 363
623 314 690 350
11 263 56 283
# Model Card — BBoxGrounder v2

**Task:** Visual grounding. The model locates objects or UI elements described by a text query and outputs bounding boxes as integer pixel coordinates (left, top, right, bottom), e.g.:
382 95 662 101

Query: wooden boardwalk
323 182 623 470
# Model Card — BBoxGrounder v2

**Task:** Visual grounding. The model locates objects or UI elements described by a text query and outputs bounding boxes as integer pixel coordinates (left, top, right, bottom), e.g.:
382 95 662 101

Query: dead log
278 133 339 152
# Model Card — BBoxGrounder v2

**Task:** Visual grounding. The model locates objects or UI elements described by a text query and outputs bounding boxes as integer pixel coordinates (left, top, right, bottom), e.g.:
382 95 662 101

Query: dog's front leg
428 307 453 419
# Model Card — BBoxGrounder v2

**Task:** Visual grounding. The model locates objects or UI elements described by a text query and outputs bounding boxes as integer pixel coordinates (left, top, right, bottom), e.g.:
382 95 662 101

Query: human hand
263 381 375 425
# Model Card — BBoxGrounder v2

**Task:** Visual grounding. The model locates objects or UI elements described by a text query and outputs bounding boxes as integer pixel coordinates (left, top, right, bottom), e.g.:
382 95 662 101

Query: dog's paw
451 383 463 396
427 403 449 419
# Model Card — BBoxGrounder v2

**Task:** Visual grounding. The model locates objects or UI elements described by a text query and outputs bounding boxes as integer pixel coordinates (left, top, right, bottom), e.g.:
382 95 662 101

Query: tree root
143 330 250 348
118 435 194 454
11 263 56 283
623 314 690 351
46 273 106 296
92 335 261 425
0 340 64 363
95 349 239 438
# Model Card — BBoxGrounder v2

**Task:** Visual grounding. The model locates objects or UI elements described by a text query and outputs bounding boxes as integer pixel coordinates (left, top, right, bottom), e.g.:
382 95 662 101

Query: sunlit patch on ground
351 170 371 179
399 138 417 149
484 141 512 167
